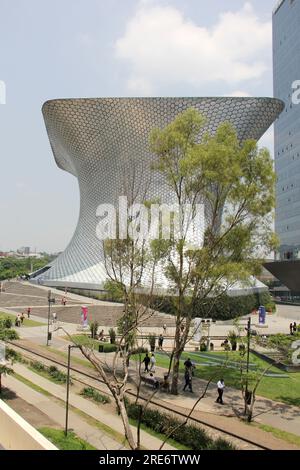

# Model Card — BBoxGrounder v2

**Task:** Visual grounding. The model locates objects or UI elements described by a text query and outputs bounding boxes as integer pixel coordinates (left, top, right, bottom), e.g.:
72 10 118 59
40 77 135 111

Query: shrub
30 361 45 371
126 403 235 450
228 330 238 351
130 346 148 355
0 329 19 341
209 438 236 450
148 291 275 321
99 342 118 353
108 328 116 344
147 334 156 352
1 317 13 329
90 321 99 339
80 387 111 404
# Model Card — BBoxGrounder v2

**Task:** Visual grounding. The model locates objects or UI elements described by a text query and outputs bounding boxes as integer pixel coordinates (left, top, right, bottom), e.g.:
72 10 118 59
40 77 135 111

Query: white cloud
224 90 252 97
115 2 271 94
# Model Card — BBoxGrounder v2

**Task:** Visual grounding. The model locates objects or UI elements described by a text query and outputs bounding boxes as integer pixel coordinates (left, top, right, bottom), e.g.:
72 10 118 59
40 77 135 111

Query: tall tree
150 108 277 394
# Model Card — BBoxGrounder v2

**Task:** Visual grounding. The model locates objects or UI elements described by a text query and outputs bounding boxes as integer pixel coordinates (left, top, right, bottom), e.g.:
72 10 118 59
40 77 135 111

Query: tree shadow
0 387 18 401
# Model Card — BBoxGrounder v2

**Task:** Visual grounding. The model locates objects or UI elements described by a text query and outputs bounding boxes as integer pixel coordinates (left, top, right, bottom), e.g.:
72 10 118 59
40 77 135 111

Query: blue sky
0 0 277 252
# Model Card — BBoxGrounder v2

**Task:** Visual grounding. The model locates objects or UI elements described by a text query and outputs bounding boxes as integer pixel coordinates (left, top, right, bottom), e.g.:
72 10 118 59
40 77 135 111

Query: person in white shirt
150 353 156 372
216 379 225 404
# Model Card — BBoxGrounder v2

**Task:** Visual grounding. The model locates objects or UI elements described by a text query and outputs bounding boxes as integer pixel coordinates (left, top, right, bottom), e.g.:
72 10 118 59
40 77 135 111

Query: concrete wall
0 399 57 450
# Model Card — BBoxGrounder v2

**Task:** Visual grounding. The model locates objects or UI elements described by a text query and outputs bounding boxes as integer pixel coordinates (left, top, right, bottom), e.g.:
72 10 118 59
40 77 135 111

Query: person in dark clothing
293 322 297 334
290 323 294 335
184 358 193 371
158 334 164 350
142 353 151 372
183 368 193 392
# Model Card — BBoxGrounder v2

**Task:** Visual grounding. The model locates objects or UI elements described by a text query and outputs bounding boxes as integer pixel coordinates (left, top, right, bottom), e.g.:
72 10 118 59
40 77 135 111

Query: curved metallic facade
36 97 284 289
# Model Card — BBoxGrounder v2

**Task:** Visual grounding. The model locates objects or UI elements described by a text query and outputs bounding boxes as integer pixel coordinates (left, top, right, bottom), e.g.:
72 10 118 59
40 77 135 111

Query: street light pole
47 290 56 346
245 316 251 413
65 344 80 436
47 290 51 347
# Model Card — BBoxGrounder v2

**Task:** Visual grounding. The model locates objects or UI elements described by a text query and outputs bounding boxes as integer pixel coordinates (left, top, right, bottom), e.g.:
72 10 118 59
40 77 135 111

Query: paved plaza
1 280 300 450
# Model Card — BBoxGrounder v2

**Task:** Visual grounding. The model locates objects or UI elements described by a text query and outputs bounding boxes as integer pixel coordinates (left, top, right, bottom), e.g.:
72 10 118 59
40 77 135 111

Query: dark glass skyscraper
273 0 300 260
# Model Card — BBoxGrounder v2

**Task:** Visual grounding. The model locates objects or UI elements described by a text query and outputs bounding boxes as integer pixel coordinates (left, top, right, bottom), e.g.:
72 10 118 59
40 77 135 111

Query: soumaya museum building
30 97 284 293
265 0 300 292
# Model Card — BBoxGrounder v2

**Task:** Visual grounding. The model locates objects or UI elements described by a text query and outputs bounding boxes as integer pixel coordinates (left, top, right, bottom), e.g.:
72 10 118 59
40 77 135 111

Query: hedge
148 291 275 321
127 403 235 450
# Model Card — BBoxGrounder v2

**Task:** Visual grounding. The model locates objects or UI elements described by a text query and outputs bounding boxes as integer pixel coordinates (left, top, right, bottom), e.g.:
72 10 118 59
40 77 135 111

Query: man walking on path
216 379 225 405
183 368 193 392
158 334 164 350
150 353 156 372
142 353 150 373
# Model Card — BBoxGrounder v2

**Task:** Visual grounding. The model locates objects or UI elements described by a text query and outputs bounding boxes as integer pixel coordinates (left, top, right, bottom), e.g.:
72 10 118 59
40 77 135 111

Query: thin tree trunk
117 397 137 449
171 350 181 395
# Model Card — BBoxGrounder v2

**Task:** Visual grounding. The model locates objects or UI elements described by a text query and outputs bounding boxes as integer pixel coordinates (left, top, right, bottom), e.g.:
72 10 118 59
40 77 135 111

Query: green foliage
0 328 19 341
147 333 156 351
80 386 111 404
101 280 124 302
117 307 137 350
127 402 235 450
108 328 116 344
30 361 70 384
0 256 53 281
89 321 99 339
38 427 96 450
228 330 238 351
98 342 118 353
149 291 274 321
0 317 12 329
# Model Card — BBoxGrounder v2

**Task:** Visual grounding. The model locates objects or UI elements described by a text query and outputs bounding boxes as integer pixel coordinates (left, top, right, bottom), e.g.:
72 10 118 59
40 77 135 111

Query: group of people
142 352 156 373
290 322 298 335
14 313 25 327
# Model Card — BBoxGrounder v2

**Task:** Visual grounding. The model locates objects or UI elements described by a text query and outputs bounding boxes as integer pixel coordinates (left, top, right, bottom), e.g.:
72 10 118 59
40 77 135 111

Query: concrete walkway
4 363 176 451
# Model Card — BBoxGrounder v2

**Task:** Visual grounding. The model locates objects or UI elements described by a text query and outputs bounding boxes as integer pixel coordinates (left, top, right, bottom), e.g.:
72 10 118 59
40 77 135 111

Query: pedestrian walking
52 311 57 324
183 368 193 392
27 307 31 318
216 379 225 405
158 334 164 350
20 313 25 324
293 322 297 334
163 323 167 334
290 322 294 335
184 358 193 372
150 353 156 372
142 353 151 372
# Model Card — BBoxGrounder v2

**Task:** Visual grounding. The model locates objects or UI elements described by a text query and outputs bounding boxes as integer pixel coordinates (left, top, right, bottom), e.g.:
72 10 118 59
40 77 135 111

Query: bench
141 375 170 392
141 375 160 389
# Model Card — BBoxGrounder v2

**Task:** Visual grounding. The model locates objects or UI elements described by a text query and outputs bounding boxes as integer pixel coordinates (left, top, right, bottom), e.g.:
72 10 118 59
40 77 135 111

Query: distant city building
273 0 300 260
265 0 300 291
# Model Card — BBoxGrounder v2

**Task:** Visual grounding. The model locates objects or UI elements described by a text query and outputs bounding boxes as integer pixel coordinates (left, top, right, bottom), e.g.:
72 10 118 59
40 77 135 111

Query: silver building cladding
33 97 283 290
273 0 300 260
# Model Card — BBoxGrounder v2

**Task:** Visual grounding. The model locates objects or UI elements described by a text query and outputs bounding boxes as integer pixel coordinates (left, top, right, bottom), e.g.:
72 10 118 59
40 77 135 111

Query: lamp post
245 317 251 413
46 290 55 346
65 344 80 436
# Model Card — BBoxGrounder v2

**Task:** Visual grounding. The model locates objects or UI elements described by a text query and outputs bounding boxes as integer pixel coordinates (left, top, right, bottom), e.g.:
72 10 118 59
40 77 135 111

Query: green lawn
134 351 300 407
38 427 96 450
0 312 45 327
